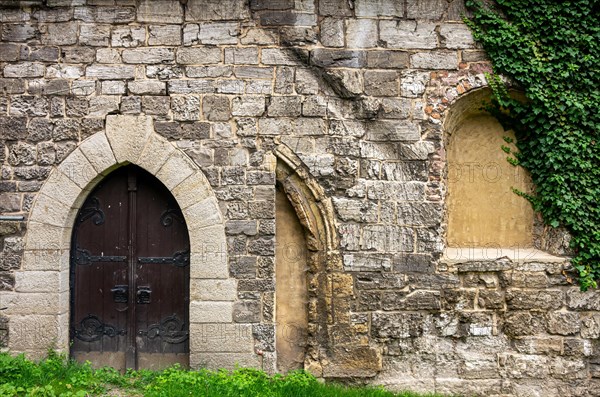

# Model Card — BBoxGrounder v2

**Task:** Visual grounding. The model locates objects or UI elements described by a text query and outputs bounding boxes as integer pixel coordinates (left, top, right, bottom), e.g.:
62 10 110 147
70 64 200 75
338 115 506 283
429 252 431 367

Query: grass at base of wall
0 351 449 397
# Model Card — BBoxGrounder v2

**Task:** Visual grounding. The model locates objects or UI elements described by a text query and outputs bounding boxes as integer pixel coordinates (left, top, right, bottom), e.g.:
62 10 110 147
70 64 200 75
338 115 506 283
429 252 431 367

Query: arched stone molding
8 115 245 367
273 144 381 378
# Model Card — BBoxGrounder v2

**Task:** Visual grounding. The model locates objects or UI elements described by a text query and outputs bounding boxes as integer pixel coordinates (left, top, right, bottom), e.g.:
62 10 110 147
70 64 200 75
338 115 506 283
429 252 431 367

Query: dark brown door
70 165 190 371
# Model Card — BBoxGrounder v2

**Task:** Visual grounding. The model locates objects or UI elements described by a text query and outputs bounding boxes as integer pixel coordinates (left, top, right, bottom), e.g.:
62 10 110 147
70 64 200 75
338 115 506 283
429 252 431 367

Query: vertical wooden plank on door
71 165 190 371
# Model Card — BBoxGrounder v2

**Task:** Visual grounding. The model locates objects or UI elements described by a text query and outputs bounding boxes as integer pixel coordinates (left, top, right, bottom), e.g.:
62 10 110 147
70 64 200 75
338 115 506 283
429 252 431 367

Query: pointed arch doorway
70 164 190 371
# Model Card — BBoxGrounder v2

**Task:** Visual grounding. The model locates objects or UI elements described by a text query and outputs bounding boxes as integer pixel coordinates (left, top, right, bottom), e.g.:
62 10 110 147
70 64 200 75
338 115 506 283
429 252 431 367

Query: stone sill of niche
441 247 568 265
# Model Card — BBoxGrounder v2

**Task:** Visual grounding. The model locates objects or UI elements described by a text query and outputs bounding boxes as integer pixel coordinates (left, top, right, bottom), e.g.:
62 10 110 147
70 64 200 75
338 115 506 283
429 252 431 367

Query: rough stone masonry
0 0 598 396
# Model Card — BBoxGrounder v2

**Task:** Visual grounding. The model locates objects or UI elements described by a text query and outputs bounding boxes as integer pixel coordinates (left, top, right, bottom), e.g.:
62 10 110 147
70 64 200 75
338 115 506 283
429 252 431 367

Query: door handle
137 286 151 304
110 285 128 303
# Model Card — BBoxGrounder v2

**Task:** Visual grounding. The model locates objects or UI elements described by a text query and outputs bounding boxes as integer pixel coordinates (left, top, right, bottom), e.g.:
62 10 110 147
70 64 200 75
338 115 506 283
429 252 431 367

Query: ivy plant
465 0 600 289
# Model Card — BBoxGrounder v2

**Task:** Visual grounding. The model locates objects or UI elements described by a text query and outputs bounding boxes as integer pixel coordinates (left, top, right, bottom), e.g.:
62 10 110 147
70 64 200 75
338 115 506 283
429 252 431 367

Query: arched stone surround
6 115 245 366
274 144 381 378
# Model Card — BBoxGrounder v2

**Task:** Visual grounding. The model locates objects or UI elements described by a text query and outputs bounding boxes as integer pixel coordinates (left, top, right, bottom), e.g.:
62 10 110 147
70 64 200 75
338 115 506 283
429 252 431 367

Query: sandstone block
190 302 233 323
190 279 237 301
189 323 253 352
546 312 581 336
506 290 564 311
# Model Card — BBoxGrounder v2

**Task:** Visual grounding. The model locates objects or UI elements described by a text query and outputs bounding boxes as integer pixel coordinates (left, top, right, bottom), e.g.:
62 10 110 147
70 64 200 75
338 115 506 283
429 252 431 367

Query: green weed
0 352 447 397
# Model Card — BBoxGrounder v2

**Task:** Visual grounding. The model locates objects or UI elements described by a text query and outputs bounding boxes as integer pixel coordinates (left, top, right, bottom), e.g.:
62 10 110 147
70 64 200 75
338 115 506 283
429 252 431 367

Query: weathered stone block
362 225 414 252
202 95 230 121
363 71 399 97
122 48 175 64
168 80 215 94
79 24 110 46
383 290 441 311
190 279 237 301
372 312 425 339
546 312 581 335
172 95 200 121
506 289 564 311
147 25 181 46
232 96 265 117
176 48 221 65
262 48 302 66
367 50 410 69
74 6 135 23
566 289 600 310
186 0 250 21
0 43 20 62
4 63 45 78
320 17 344 47
224 47 259 65
406 0 446 20
380 21 437 49
86 65 135 80
42 21 78 45
198 22 240 45
111 26 146 47
440 24 476 49
0 117 27 140
137 0 183 23
128 81 166 95
319 0 352 16
2 24 37 42
346 19 378 48
189 323 253 352
233 300 260 323
411 51 458 69
267 96 302 117
10 96 48 117
355 0 404 17
311 49 366 68
233 66 272 79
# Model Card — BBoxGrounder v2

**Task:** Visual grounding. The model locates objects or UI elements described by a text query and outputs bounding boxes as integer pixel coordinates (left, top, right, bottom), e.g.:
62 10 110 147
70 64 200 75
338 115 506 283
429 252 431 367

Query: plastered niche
445 89 534 248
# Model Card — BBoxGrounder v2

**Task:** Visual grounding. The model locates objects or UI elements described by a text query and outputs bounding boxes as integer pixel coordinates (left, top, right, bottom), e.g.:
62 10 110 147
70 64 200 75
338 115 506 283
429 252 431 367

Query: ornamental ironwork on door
70 165 190 371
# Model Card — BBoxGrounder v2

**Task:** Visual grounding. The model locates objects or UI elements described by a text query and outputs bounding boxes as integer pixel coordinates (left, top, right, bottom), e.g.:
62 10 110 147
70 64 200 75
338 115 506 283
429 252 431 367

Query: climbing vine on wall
465 0 600 289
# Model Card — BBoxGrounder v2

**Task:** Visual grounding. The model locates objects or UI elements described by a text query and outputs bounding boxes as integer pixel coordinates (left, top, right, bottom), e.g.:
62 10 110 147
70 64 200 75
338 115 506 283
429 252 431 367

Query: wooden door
70 165 190 370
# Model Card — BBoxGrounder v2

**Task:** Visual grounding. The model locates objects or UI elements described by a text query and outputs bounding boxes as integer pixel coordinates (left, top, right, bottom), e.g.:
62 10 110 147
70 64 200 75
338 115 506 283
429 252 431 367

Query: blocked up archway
8 116 249 367
444 88 534 248
274 144 381 378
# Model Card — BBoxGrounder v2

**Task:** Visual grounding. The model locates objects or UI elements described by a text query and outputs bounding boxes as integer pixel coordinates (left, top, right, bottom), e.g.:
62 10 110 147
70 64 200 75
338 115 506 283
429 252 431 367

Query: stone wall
0 1 598 396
